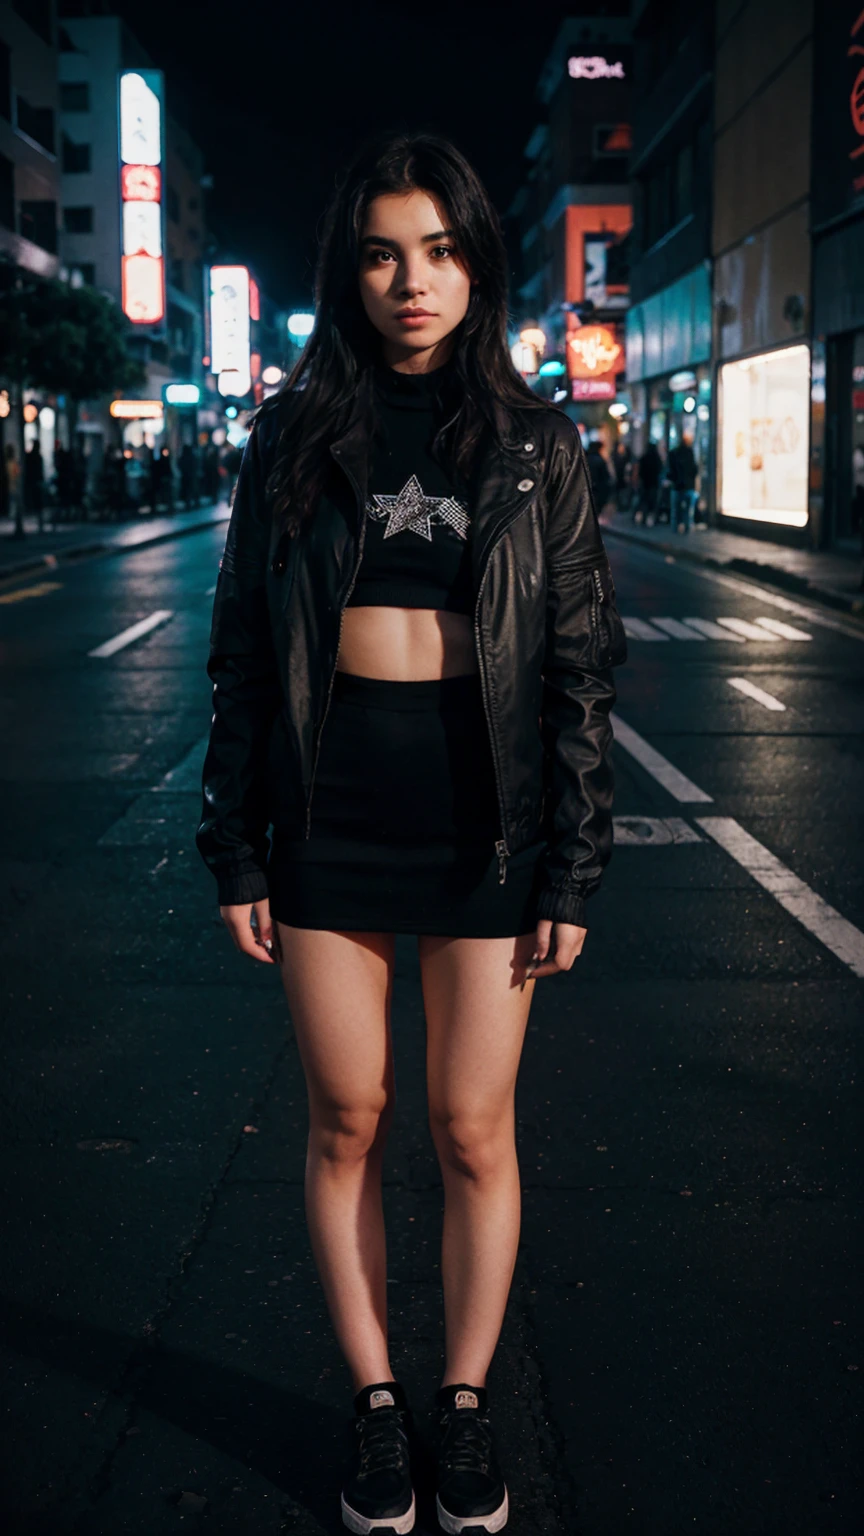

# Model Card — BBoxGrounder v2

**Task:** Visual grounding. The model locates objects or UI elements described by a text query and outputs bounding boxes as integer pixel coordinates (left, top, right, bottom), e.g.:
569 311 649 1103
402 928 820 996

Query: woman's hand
219 898 276 963
522 918 587 982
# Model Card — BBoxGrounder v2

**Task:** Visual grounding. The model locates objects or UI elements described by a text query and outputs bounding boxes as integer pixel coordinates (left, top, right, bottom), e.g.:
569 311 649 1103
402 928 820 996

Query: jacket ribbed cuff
535 883 587 929
216 866 270 907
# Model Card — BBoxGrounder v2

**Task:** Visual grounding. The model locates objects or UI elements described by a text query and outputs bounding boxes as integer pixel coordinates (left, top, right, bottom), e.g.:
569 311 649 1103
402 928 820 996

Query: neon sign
567 325 622 376
210 265 252 398
568 56 625 80
119 70 165 324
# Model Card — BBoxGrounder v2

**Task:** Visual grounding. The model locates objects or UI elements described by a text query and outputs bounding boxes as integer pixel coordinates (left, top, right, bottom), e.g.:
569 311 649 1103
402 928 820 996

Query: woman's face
358 189 473 370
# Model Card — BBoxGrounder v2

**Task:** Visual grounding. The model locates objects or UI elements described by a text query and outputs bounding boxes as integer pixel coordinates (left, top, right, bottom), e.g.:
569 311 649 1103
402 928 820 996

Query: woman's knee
310 1098 394 1166
430 1108 514 1181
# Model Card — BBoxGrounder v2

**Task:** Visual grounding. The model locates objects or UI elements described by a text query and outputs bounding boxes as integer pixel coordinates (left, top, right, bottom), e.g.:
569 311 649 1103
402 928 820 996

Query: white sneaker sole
341 1489 416 1535
436 1487 509 1534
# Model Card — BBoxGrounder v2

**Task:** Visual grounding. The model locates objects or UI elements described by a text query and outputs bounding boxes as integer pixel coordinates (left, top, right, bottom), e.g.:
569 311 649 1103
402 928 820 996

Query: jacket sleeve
196 418 281 906
536 418 627 928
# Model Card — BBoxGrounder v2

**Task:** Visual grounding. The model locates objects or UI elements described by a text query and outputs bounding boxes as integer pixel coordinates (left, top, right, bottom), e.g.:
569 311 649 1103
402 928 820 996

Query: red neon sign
121 164 161 202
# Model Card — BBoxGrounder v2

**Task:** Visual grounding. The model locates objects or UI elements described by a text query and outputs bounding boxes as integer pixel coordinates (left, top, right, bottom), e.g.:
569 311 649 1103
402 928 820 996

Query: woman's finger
220 903 276 963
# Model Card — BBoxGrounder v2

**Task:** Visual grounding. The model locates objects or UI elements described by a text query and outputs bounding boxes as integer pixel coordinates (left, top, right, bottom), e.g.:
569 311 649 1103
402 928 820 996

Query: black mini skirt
267 670 547 937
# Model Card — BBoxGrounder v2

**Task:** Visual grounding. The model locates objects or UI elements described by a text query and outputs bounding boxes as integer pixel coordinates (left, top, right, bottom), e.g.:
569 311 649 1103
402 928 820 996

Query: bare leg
418 931 537 1388
276 924 397 1393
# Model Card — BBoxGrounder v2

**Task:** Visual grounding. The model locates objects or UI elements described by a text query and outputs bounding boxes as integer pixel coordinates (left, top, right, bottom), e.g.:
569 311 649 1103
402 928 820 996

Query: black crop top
345 357 474 615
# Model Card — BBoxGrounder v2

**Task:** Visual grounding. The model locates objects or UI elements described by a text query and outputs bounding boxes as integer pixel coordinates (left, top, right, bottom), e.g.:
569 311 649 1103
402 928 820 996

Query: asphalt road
0 524 861 1535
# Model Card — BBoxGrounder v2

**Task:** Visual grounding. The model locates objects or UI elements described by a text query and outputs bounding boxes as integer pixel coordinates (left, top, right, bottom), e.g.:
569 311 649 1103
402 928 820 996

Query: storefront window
718 344 810 527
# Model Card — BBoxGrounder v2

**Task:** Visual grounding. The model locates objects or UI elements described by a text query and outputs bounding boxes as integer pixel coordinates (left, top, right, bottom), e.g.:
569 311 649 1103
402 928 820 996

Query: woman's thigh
275 925 396 1117
418 933 537 1126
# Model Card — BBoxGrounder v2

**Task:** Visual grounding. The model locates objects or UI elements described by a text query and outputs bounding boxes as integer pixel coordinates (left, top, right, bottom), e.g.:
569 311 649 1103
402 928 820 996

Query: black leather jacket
196 390 627 927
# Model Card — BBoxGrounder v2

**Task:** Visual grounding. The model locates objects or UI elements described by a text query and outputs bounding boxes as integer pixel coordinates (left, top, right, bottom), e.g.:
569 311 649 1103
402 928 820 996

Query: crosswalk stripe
715 617 782 641
728 678 786 711
753 616 813 641
622 617 669 640
651 617 705 640
696 817 864 978
682 616 746 641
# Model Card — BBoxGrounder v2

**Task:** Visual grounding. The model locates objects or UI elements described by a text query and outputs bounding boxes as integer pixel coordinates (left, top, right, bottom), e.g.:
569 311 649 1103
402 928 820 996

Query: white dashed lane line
682 616 745 641
727 678 786 711
613 711 864 978
88 609 174 658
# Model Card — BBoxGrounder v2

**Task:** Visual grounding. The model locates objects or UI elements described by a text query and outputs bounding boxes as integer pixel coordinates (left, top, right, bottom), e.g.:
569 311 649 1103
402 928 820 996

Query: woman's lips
395 312 435 327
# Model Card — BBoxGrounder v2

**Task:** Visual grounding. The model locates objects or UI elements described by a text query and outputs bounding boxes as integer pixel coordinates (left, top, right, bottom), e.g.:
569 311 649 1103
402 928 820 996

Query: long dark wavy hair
261 129 548 536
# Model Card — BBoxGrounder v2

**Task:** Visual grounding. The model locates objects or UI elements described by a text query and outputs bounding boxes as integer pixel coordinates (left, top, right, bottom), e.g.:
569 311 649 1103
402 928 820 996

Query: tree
0 274 145 403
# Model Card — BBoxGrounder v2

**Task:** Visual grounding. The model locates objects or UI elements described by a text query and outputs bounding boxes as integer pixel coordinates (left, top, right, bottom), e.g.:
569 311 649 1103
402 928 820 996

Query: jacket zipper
473 561 510 885
305 455 368 837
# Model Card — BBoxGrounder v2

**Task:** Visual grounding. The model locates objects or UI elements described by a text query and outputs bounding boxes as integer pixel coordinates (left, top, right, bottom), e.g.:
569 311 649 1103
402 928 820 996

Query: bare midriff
336 606 478 680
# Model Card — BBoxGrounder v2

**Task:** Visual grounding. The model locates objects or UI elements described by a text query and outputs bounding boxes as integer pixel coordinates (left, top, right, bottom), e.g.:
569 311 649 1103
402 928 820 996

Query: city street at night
1 525 860 1533
3 0 864 1532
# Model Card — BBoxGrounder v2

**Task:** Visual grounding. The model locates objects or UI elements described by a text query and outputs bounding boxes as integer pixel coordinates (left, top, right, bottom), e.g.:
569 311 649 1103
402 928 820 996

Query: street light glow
287 312 315 338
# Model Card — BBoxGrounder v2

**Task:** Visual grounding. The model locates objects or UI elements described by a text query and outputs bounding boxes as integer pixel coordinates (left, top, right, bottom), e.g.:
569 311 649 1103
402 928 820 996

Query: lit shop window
718 345 810 528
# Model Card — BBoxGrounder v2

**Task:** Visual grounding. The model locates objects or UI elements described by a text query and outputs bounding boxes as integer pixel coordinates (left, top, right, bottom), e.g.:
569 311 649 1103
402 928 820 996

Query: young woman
197 131 626 1535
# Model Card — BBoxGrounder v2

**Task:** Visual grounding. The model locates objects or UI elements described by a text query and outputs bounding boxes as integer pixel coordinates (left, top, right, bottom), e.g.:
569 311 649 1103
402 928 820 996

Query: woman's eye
433 246 454 259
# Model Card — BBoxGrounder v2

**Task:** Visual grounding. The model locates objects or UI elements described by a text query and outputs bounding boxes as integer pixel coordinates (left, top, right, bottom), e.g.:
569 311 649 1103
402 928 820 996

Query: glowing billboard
119 70 165 324
718 345 810 527
210 265 252 397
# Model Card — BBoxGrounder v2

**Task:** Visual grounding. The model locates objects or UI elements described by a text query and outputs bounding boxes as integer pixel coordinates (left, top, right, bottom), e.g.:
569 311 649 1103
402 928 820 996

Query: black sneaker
341 1381 416 1535
434 1384 508 1534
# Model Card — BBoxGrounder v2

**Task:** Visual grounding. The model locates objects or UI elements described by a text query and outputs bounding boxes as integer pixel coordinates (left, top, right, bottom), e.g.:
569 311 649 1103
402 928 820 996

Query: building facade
712 0 813 543
811 0 864 553
625 0 714 495
0 0 60 489
507 15 632 437
57 10 208 468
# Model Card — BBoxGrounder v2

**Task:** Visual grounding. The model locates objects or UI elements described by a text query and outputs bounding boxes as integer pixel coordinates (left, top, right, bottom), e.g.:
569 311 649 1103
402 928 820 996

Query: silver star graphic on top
368 474 471 542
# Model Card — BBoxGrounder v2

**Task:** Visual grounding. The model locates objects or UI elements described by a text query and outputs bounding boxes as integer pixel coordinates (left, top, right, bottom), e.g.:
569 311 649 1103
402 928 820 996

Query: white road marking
650 617 705 640
696 817 864 979
88 609 174 658
728 677 786 711
0 580 62 605
611 713 714 803
206 583 217 596
753 616 813 641
614 815 703 845
623 617 669 640
715 616 782 642
692 569 864 642
682 616 746 641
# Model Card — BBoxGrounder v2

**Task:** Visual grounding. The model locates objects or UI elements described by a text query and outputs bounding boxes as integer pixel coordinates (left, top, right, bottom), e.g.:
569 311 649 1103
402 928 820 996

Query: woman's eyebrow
359 228 456 249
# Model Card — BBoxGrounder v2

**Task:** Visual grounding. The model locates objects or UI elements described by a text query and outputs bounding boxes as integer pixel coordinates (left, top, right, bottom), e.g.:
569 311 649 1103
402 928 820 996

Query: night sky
106 0 627 310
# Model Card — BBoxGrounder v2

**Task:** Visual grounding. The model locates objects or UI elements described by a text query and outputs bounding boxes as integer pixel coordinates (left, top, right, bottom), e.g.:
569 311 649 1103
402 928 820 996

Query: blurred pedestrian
585 439 611 511
54 445 76 521
179 442 200 508
202 442 221 502
636 440 663 525
5 443 22 538
612 439 633 511
668 430 699 534
23 441 45 533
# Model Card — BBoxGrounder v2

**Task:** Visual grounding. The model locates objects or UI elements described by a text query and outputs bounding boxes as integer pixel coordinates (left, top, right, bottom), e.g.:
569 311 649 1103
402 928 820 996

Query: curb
601 521 864 618
0 509 230 584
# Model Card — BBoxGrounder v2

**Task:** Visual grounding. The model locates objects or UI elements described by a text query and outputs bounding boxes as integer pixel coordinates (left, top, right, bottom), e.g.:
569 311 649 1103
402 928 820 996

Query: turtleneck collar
372 353 459 411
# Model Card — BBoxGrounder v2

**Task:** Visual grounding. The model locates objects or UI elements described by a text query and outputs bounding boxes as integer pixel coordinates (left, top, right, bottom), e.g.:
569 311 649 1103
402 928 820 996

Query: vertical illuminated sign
119 70 165 324
210 265 252 397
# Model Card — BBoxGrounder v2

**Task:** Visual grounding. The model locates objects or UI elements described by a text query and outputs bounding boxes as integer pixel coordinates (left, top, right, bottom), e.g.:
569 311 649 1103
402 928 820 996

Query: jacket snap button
523 441 535 451
271 557 286 575
517 478 534 492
